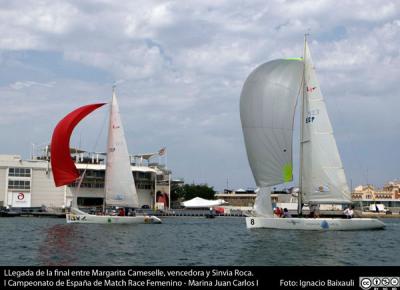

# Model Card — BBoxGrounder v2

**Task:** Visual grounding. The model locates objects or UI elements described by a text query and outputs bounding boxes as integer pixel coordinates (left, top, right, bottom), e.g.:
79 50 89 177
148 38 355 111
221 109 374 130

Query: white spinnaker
240 59 303 216
253 187 274 217
301 42 351 204
105 91 139 207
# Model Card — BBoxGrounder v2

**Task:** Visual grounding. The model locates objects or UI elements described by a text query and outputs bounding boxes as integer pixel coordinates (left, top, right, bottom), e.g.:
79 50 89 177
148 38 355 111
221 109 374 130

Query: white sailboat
241 36 384 230
51 88 161 224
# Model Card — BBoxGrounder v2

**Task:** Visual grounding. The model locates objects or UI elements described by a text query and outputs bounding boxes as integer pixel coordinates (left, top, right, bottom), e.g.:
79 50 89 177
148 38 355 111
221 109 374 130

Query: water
0 217 399 266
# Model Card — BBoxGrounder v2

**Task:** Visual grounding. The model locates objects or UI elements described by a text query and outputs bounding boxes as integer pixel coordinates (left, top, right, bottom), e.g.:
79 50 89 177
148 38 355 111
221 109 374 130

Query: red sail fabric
50 103 106 187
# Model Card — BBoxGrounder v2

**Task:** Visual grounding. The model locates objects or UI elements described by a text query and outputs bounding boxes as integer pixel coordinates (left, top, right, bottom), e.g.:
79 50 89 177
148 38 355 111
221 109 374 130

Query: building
215 188 295 208
0 149 171 210
216 182 400 213
352 181 400 211
215 189 256 207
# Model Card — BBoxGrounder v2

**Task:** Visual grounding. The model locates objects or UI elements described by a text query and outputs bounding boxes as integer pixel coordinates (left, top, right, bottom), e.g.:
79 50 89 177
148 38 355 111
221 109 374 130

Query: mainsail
105 90 139 208
301 41 351 204
240 59 303 215
50 103 106 187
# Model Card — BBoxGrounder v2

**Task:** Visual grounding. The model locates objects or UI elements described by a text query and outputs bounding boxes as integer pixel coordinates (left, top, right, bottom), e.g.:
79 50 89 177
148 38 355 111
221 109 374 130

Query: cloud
10 81 56 90
0 0 399 190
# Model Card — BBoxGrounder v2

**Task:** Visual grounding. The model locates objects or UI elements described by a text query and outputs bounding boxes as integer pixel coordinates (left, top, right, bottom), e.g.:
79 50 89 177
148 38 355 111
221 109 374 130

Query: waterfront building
0 148 171 210
352 181 400 212
217 182 400 213
215 189 293 208
215 189 256 208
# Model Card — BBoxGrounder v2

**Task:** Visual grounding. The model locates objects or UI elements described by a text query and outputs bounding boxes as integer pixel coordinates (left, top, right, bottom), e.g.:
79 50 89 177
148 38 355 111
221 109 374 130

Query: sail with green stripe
240 59 303 216
240 59 303 187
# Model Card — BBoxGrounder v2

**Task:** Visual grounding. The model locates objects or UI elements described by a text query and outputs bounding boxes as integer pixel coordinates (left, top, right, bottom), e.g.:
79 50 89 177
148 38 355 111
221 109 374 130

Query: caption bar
3 267 259 288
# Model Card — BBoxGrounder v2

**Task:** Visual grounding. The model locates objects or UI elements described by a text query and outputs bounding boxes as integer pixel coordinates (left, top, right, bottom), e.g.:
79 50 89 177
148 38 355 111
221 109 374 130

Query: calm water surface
0 217 399 266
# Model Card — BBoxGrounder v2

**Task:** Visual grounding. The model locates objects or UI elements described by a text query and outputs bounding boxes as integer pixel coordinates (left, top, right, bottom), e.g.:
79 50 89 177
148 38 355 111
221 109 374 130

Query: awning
181 197 227 208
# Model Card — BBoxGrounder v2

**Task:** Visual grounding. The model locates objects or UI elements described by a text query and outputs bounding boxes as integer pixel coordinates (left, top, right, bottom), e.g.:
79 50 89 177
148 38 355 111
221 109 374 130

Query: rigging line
76 103 109 197
292 72 304 186
298 33 308 215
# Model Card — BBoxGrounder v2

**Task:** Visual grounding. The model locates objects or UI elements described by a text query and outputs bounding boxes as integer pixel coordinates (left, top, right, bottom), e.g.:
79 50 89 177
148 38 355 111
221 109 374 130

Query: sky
0 0 399 192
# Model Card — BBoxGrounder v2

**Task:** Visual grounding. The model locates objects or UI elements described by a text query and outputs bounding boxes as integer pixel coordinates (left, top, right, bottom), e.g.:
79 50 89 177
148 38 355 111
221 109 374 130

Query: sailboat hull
246 217 385 231
66 213 162 224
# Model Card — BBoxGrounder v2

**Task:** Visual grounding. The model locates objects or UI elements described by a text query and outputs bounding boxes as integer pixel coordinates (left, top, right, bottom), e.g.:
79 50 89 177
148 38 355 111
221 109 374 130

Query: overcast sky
0 0 399 191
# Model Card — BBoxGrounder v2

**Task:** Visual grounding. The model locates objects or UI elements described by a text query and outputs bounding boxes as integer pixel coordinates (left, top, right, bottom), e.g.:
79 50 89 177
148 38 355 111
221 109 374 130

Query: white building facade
0 154 171 210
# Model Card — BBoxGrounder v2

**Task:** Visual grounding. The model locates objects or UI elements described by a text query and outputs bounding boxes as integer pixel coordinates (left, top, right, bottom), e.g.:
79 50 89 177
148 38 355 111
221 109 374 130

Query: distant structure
215 189 256 207
352 180 400 211
0 146 171 211
218 182 400 213
215 188 296 208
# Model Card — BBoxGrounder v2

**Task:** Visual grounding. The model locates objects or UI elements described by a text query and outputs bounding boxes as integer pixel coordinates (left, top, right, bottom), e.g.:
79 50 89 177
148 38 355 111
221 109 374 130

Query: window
82 170 105 178
135 172 151 180
77 197 104 206
8 180 31 191
8 168 31 177
136 181 152 190
69 180 104 188
69 170 105 188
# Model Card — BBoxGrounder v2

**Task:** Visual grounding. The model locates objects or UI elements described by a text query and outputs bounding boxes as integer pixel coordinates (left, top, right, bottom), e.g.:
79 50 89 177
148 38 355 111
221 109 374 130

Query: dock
151 209 246 217
1 208 398 219
0 208 66 218
20 212 66 218
360 212 400 218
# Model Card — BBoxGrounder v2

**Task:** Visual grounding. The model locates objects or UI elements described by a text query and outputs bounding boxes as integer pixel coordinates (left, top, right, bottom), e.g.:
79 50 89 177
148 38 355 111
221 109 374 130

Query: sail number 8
250 219 255 225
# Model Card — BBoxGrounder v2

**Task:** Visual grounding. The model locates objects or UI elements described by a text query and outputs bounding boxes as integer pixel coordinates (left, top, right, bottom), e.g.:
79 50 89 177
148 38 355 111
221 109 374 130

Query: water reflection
38 224 79 265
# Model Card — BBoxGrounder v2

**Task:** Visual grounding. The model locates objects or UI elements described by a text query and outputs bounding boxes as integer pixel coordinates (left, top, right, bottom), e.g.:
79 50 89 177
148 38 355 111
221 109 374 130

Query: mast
103 85 116 212
298 33 308 216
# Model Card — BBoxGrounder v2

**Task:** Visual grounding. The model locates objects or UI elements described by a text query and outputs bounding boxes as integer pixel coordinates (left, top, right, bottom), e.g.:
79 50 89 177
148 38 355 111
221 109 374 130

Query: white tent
181 197 227 208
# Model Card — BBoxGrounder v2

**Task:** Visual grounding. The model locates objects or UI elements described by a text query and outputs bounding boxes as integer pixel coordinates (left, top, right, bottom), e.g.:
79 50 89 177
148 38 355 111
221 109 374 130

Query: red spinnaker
50 103 106 187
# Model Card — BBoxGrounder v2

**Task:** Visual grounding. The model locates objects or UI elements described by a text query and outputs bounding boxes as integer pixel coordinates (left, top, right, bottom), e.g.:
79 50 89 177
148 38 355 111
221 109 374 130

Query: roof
46 145 86 154
181 197 227 208
133 153 158 160
75 163 157 173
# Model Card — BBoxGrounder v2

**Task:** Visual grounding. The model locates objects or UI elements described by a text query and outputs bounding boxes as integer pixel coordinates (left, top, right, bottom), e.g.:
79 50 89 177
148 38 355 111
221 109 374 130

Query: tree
170 183 185 201
171 183 216 201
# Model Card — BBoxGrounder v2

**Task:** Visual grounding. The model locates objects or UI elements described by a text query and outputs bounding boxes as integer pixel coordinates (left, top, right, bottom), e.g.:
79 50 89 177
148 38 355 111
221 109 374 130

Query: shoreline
1 211 400 219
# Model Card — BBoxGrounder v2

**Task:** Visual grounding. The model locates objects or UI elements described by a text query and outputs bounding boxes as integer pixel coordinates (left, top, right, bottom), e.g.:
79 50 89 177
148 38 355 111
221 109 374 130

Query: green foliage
170 183 185 201
171 183 216 201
